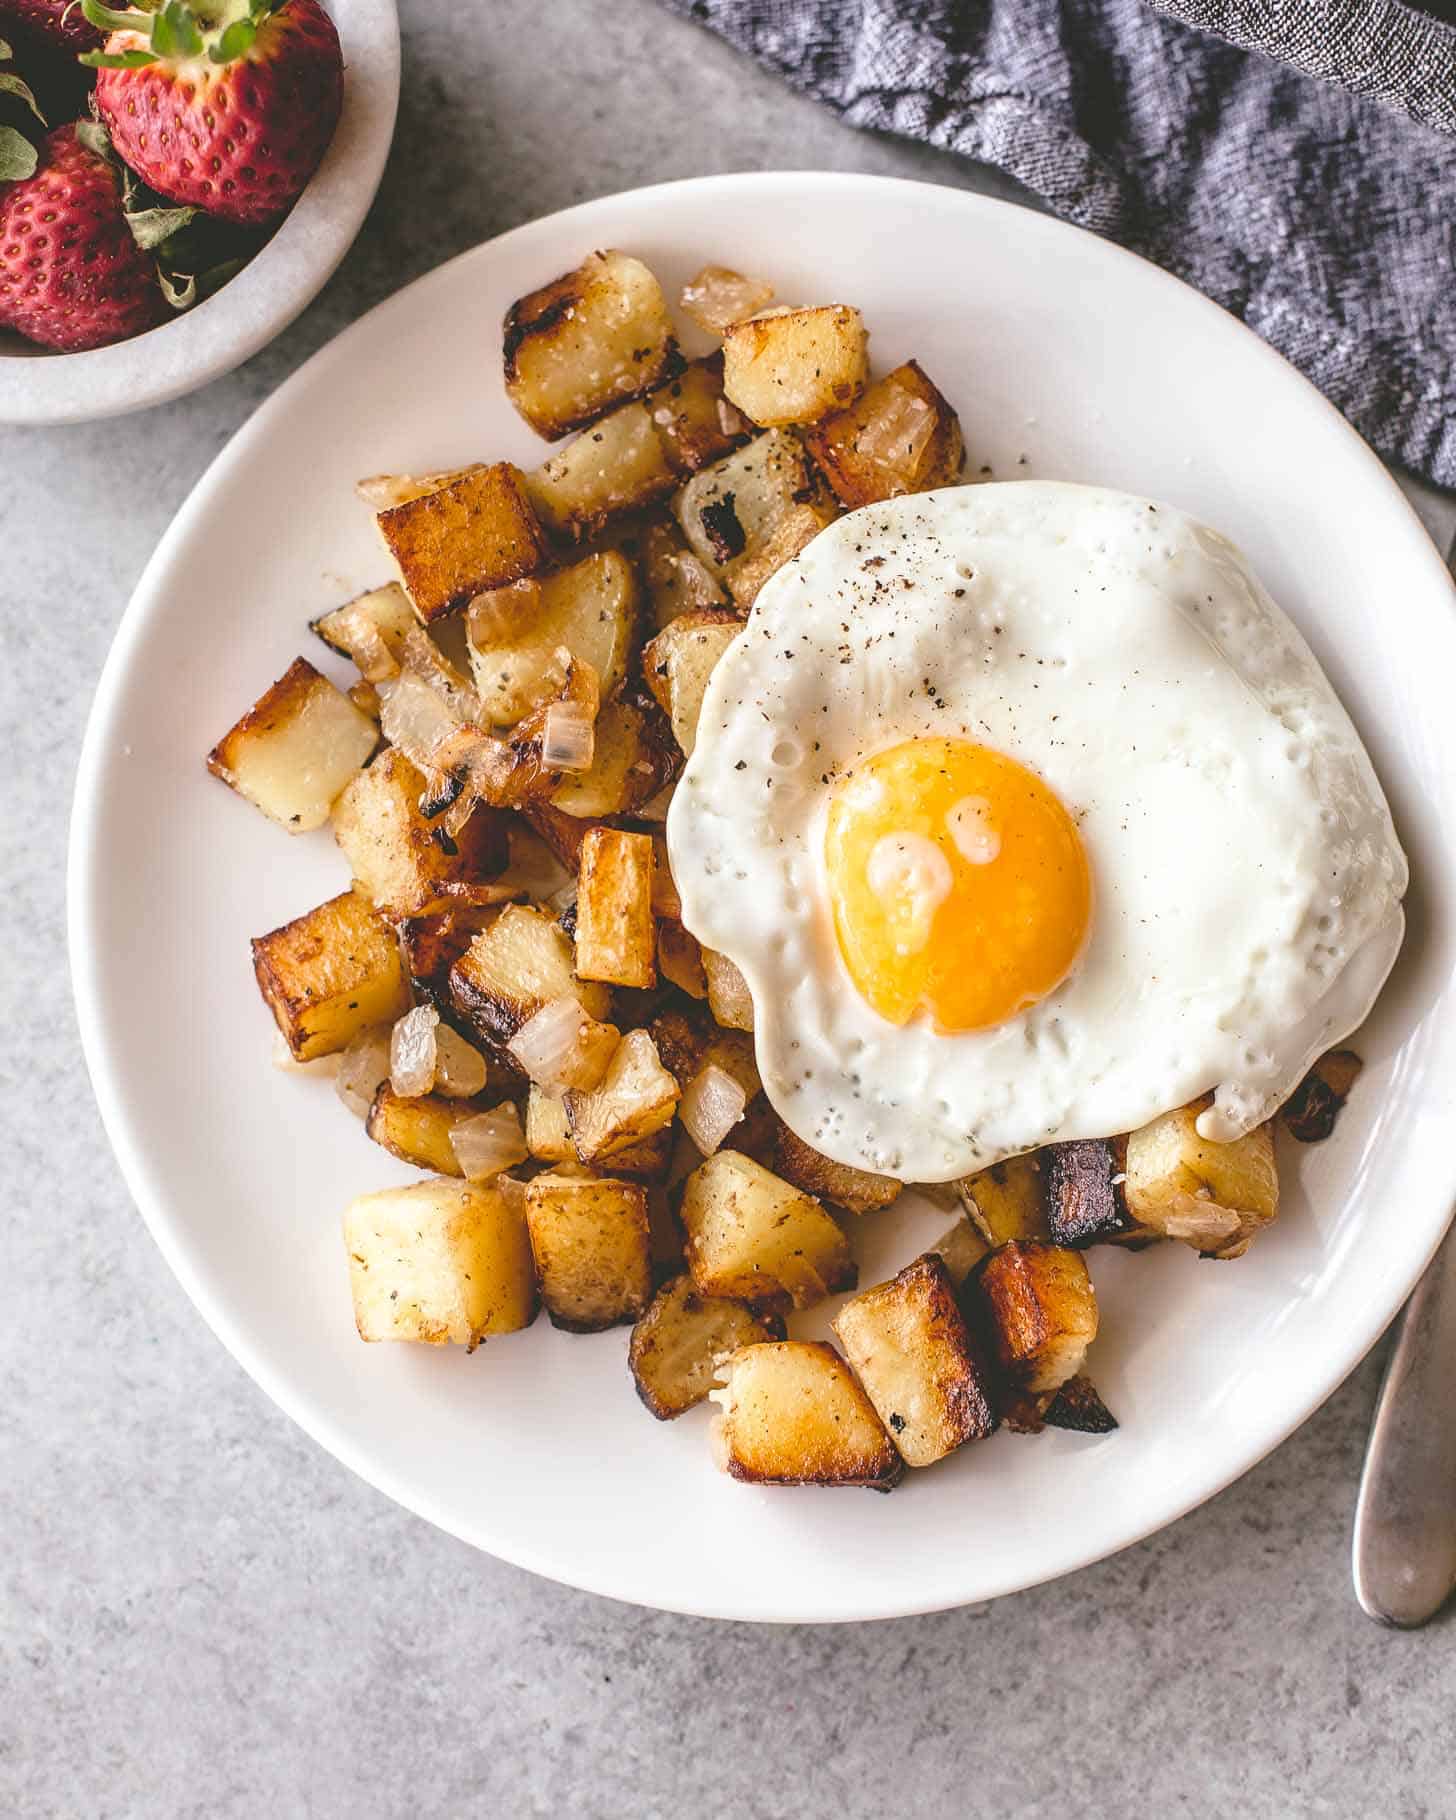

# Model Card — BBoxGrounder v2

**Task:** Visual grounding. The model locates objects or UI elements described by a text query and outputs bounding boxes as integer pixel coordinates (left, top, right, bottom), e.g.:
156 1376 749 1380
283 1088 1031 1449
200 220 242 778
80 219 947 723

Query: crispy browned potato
645 353 751 476
1042 1374 1118 1435
375 463 549 624
311 582 419 682
549 696 679 820
1043 1138 1141 1247
397 904 516 1010
529 1086 673 1181
648 1007 760 1101
503 250 680 440
1123 1098 1278 1259
974 1240 1099 1398
343 1176 537 1349
459 653 601 813
207 656 378 833
628 1273 785 1419
959 1152 1049 1246
638 516 729 631
333 748 510 917
564 1028 680 1162
252 889 411 1062
674 429 819 578
641 609 743 758
709 1340 902 1490
527 402 679 542
722 500 834 609
833 1254 998 1466
701 947 754 1031
680 1149 854 1313
804 360 965 506
575 826 656 988
770 1122 901 1215
657 918 708 998
366 1082 475 1174
1281 1049 1364 1143
449 902 611 1048
721 305 869 427
523 1169 653 1330
519 802 604 872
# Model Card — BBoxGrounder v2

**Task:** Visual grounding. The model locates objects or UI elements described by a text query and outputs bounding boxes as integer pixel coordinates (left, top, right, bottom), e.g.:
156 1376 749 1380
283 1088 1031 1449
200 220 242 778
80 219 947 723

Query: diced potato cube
525 1082 574 1162
366 1083 473 1174
448 902 611 1047
641 610 743 757
958 1152 1049 1246
524 1170 653 1330
629 1274 785 1419
639 516 728 631
804 360 965 507
527 402 677 542
397 904 513 1011
252 889 411 1062
674 429 817 578
709 1340 901 1490
311 582 419 681
723 500 834 609
657 918 708 998
680 1149 854 1312
549 697 679 819
503 249 680 440
207 657 377 833
974 1240 1099 1396
1123 1098 1278 1259
649 1009 760 1101
464 548 637 727
833 1254 998 1466
564 1029 679 1162
376 463 549 624
343 1176 536 1349
1043 1374 1118 1434
721 305 868 427
333 747 510 916
771 1122 901 1215
702 947 754 1030
645 353 751 476
1281 1048 1364 1143
1044 1138 1140 1247
575 826 655 988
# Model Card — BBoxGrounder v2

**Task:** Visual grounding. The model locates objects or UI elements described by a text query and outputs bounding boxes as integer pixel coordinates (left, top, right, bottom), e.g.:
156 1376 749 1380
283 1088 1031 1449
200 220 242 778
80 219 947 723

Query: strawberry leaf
0 73 47 125
158 267 195 309
74 119 114 158
79 47 159 66
80 0 152 32
0 124 37 182
125 201 196 249
208 17 256 62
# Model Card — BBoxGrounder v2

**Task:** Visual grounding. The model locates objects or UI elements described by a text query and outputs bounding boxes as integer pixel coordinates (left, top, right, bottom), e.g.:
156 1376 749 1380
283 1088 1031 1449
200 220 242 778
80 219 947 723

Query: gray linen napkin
665 0 1456 489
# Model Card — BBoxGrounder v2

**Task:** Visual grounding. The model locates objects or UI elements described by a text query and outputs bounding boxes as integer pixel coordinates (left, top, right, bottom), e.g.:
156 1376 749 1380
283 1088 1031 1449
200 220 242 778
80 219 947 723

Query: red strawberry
0 0 101 53
83 0 343 227
0 120 165 349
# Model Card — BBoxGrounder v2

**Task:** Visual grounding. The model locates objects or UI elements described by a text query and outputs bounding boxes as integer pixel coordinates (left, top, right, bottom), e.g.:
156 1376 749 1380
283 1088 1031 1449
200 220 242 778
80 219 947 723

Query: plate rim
67 169 1456 1622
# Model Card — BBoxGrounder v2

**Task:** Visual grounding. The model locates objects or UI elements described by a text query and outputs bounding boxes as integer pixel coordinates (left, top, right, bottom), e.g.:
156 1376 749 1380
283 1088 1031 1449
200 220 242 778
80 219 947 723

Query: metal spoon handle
1353 1218 1456 1627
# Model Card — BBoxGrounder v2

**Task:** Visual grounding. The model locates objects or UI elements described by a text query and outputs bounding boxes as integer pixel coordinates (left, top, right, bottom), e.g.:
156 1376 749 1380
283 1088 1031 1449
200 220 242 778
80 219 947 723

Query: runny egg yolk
824 737 1092 1033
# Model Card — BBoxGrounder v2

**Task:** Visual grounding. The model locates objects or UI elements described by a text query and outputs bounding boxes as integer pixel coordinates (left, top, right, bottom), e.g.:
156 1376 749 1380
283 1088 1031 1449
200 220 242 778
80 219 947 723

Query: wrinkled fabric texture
664 0 1456 487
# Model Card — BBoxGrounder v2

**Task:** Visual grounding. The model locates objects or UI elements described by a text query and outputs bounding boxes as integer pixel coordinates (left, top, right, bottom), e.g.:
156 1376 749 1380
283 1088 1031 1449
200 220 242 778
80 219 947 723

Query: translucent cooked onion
330 602 400 682
467 578 543 649
856 383 935 480
354 468 470 509
348 680 381 721
541 701 596 772
679 264 775 335
679 1063 747 1156
434 1024 489 1098
335 1027 392 1119
507 996 620 1093
390 1004 440 1097
494 1170 529 1214
378 668 465 770
449 1104 529 1181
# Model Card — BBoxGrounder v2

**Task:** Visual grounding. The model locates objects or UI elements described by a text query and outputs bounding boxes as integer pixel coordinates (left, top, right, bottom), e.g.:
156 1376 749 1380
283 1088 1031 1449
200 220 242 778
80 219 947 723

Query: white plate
69 173 1456 1622
0 0 399 426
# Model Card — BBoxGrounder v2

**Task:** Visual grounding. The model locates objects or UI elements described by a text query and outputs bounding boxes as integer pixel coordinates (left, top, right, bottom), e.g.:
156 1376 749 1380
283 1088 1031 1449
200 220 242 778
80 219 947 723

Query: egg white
667 482 1407 1182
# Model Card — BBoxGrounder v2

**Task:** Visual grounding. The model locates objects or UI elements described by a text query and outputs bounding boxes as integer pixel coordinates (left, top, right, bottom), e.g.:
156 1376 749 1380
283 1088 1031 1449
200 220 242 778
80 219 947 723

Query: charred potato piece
343 1176 536 1349
1043 1138 1140 1247
397 904 514 1011
527 402 678 542
629 1273 785 1420
657 918 708 998
833 1254 998 1466
207 656 378 833
523 1170 653 1330
645 353 751 476
333 748 510 917
311 582 419 682
1281 1049 1364 1143
550 696 679 819
503 249 680 441
449 903 611 1048
252 889 411 1062
366 1083 473 1174
375 463 549 624
680 1149 854 1313
975 1240 1099 1397
465 549 637 726
959 1152 1049 1246
648 1008 760 1101
710 1340 902 1490
575 826 655 989
1043 1374 1118 1435
723 500 834 609
641 609 743 758
519 801 603 873
927 1214 990 1287
674 429 819 579
804 360 965 507
639 516 728 631
1123 1098 1278 1259
771 1122 901 1215
564 1028 679 1162
721 305 869 427
701 947 754 1031
526 1087 671 1181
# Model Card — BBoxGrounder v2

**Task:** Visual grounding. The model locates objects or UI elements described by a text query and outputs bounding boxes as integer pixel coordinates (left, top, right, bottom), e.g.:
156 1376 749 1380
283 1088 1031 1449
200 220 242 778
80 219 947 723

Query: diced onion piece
335 1026 392 1119
855 381 935 481
507 996 621 1094
467 578 542 649
348 680 381 720
449 1103 529 1182
495 1170 530 1215
329 602 399 682
401 627 481 720
679 264 775 335
541 701 596 772
434 1024 489 1098
679 1063 747 1157
355 468 470 509
390 1003 440 1097
378 668 464 770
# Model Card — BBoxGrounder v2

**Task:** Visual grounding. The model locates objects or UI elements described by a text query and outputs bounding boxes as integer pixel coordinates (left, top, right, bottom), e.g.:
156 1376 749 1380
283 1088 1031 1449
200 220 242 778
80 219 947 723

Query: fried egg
667 482 1407 1182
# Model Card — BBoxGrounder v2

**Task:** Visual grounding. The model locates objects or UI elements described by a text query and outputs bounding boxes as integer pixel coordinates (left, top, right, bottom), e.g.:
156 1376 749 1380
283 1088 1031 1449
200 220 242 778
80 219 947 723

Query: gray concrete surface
3 3 1454 1815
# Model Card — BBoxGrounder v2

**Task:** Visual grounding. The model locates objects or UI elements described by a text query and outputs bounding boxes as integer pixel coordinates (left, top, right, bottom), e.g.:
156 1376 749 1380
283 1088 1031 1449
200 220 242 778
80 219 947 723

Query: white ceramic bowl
0 0 398 426
70 174 1456 1622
